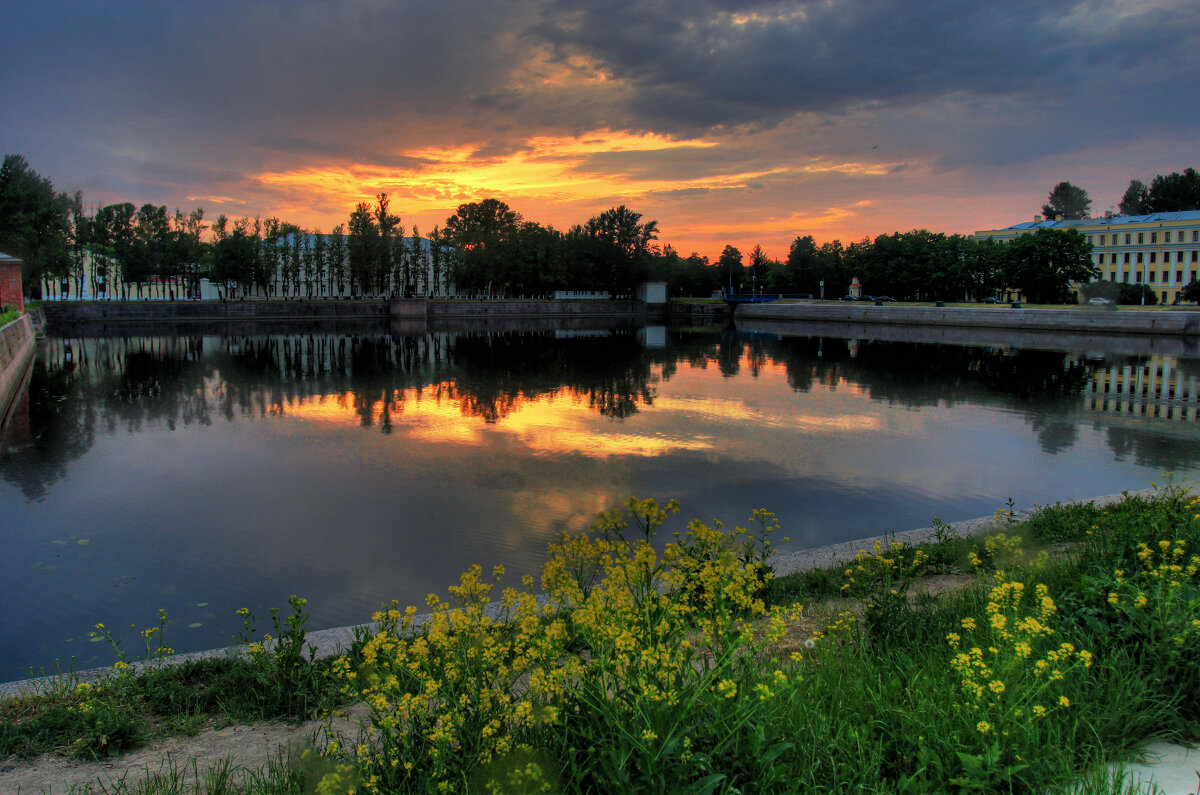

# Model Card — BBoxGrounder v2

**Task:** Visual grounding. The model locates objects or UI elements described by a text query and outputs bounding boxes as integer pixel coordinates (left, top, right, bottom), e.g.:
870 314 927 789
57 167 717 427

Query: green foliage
0 154 75 294
1041 181 1092 220
0 598 342 762
1180 278 1200 303
6 494 1200 793
1117 282 1158 305
1119 178 1151 215
1118 167 1200 214
1004 228 1097 304
582 205 658 297
840 538 930 641
1144 167 1200 213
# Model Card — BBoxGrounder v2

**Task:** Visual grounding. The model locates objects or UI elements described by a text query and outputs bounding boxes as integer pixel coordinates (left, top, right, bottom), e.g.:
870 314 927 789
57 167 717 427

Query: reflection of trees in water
4 328 1199 498
447 332 654 422
1102 423 1200 471
668 331 1200 466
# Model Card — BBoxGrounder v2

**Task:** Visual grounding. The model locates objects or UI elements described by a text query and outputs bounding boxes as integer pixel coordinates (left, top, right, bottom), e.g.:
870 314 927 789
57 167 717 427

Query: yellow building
975 211 1200 305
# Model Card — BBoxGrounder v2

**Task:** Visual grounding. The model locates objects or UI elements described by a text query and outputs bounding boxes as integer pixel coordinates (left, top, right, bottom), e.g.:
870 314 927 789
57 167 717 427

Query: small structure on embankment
0 252 35 429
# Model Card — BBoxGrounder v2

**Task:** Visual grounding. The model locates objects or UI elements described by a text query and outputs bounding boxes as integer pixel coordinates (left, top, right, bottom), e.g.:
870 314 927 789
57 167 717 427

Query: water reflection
2 324 1199 682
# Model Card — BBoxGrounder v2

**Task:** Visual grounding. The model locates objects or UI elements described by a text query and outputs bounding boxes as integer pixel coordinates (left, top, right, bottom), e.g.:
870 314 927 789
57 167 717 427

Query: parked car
979 297 1002 304
1087 297 1114 306
876 296 896 302
860 295 877 302
840 295 860 301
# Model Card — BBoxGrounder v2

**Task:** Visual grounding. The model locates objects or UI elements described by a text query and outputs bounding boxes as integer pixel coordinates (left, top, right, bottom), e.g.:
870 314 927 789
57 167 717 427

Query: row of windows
1095 251 1199 266
1093 229 1200 246
1103 270 1197 284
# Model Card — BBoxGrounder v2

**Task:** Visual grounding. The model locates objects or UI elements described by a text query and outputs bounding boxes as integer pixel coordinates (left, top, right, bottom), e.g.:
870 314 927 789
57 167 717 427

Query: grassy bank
3 489 1198 793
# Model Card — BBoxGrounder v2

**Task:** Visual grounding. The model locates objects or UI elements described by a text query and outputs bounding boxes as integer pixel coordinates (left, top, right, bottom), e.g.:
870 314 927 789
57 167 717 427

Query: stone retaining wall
41 300 390 324
0 313 35 425
421 299 646 317
736 302 1200 337
736 317 1200 357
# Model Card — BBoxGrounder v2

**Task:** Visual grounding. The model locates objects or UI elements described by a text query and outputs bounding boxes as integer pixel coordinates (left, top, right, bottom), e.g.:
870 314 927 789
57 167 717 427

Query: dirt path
0 706 368 794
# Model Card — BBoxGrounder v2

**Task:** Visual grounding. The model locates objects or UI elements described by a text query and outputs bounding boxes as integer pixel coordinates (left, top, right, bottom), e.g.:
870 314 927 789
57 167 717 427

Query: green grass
4 487 1198 793
0 307 18 326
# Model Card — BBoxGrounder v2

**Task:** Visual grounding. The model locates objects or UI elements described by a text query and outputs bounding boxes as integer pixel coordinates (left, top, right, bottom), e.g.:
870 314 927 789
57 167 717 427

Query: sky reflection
2 327 1199 682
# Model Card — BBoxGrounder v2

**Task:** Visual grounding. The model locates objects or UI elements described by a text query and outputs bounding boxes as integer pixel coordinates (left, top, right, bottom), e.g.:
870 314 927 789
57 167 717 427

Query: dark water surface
3 320 1199 682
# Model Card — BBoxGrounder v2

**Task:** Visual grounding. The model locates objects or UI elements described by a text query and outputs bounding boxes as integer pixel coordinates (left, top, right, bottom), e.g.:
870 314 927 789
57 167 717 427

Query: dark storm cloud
2 0 1198 253
533 0 1200 126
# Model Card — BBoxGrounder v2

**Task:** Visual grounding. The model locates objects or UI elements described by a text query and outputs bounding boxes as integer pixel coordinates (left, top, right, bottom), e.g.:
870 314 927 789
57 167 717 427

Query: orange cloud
254 129 775 218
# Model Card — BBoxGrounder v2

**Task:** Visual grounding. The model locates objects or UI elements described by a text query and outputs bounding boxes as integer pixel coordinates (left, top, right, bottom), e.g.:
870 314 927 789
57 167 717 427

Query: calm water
3 320 1200 682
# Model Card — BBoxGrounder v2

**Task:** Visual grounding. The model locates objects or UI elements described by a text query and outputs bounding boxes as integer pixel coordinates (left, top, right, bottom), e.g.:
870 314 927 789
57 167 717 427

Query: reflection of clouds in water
283 385 715 458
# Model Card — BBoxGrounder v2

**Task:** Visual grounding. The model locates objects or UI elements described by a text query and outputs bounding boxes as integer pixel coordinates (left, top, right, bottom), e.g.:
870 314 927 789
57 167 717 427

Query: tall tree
1146 168 1200 213
1004 228 1096 304
1041 181 1091 220
327 225 347 296
443 198 521 294
583 205 658 296
0 154 74 297
427 225 445 296
373 193 401 295
1118 179 1151 215
718 245 743 294
747 244 770 293
347 202 377 295
786 235 820 295
93 202 137 299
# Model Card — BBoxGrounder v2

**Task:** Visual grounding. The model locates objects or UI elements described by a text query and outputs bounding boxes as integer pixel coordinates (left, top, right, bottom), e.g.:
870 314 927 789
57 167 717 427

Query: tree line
1 152 1100 304
650 229 1096 304
1041 168 1200 221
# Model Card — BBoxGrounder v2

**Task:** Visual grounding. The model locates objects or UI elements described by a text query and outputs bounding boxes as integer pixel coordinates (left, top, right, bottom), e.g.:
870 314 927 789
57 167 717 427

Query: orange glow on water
275 352 898 458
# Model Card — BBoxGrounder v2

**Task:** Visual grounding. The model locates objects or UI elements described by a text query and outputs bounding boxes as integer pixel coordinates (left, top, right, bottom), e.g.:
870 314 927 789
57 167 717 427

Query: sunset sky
3 0 1198 261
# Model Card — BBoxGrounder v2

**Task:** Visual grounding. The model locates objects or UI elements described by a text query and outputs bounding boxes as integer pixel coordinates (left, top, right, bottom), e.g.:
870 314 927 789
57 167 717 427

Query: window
1179 251 1186 262
1177 270 1184 283
1193 251 1198 262
1124 253 1131 264
1126 233 1132 244
1194 230 1199 242
1165 231 1172 243
1150 252 1157 263
1192 270 1198 282
1162 292 1167 303
1137 252 1143 264
1099 234 1106 245
1110 273 1116 281
1149 271 1155 282
1151 232 1157 244
1123 272 1130 283
1136 272 1142 282
1138 232 1144 244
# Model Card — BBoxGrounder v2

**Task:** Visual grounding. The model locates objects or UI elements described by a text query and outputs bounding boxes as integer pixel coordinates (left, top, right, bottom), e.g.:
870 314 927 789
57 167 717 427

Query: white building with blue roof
975 210 1200 305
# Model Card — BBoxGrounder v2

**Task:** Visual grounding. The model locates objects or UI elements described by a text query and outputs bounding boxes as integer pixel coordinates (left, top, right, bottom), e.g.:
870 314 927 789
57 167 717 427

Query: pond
2 318 1199 682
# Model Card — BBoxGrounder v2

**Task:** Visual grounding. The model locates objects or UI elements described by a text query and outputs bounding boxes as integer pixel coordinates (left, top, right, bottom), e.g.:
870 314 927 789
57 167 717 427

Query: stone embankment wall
736 302 1200 337
41 300 390 324
41 299 657 327
0 313 35 423
395 298 649 318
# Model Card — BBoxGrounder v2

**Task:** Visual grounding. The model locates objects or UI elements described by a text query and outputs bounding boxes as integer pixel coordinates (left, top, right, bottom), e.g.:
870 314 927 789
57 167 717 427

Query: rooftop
994 210 1200 232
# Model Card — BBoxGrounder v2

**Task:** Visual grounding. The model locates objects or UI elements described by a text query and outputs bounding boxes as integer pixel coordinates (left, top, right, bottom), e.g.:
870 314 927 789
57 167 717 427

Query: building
974 210 1200 305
